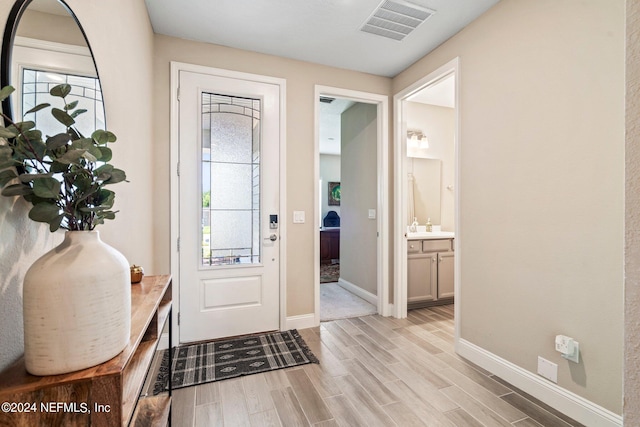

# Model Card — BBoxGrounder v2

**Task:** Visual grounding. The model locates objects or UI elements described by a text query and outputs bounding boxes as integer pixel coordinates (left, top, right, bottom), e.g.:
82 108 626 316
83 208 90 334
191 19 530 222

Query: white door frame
393 58 460 338
170 61 287 346
314 85 390 323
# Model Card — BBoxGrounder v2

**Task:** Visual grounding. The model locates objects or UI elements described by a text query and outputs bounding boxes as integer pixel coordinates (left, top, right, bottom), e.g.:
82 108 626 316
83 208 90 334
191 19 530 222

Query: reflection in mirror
408 158 441 226
1 0 104 135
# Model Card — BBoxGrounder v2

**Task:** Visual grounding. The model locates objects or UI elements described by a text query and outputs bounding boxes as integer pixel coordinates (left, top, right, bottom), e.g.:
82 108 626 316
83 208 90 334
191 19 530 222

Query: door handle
265 234 278 242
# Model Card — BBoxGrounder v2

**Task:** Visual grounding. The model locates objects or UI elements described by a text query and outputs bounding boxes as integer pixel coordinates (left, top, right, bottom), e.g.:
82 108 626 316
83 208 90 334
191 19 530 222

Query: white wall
394 0 624 413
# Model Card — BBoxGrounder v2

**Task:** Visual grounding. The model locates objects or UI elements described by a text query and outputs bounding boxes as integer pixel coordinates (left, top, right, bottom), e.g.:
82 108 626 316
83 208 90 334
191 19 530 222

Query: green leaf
49 214 64 232
51 108 75 127
0 169 18 187
49 161 68 174
0 145 12 160
32 177 61 198
98 146 112 162
0 127 18 138
71 137 93 149
50 84 71 98
70 109 87 118
28 202 61 223
31 139 47 160
92 130 117 144
0 85 15 102
57 149 86 164
19 173 51 183
14 121 36 132
1 183 32 196
0 159 19 170
82 151 97 163
101 211 116 220
64 100 78 111
103 168 126 185
46 133 71 151
24 103 50 115
94 188 115 207
95 163 114 179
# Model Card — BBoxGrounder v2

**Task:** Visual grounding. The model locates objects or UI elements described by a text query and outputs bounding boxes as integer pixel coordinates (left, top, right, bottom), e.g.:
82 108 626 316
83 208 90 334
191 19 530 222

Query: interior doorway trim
393 57 460 337
170 61 287 346
314 85 390 324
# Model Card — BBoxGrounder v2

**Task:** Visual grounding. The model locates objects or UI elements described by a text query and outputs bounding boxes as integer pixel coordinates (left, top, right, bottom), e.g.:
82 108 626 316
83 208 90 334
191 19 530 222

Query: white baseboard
383 303 394 317
286 313 317 330
457 339 622 427
337 278 378 306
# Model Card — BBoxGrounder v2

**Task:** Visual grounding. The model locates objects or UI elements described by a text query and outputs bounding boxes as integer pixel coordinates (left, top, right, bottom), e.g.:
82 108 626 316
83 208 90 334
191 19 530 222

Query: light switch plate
293 211 305 224
368 209 376 219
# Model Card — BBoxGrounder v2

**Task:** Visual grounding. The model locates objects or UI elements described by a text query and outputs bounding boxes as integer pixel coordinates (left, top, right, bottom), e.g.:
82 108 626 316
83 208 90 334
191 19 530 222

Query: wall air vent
360 0 435 41
319 96 335 104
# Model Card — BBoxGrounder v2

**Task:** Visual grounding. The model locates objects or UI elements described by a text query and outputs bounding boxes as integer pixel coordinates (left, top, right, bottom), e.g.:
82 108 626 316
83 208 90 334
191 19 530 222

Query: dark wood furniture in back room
0 275 172 427
320 228 340 264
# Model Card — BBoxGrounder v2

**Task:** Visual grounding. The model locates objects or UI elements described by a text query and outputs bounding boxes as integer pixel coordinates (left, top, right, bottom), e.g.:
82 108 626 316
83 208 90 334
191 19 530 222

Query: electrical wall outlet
555 335 573 354
537 356 558 383
555 335 580 363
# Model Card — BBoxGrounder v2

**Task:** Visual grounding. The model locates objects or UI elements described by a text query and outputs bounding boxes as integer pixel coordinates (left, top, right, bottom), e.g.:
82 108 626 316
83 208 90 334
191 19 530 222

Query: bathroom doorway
314 86 390 323
394 59 460 334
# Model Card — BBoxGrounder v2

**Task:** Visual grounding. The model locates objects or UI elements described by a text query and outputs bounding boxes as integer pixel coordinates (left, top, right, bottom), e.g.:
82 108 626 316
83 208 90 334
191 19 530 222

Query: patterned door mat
153 329 318 394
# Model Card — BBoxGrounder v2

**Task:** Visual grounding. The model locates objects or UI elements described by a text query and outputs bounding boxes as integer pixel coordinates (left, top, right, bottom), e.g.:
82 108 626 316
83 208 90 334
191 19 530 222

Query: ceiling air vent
360 0 435 41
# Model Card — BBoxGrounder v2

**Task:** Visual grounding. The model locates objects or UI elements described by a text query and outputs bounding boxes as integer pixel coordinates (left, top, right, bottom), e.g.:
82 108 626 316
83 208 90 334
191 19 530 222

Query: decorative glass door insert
201 92 261 266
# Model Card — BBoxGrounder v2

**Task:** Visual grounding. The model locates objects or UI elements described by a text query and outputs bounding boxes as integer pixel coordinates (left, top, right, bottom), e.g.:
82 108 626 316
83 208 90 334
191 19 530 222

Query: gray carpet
320 283 377 321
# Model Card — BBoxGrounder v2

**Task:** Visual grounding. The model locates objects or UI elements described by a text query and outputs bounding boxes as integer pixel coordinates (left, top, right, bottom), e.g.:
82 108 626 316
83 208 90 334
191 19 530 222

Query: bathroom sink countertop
407 231 455 240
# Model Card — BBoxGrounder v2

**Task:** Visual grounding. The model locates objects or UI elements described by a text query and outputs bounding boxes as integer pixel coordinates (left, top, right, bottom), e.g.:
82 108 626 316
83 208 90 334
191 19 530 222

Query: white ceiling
144 0 499 78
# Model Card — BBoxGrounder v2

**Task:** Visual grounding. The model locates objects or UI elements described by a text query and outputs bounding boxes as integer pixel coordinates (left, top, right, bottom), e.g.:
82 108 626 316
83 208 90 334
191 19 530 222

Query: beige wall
0 0 155 371
625 0 640 422
152 35 391 316
340 103 378 295
17 8 85 46
0 0 632 417
319 154 341 223
395 0 624 413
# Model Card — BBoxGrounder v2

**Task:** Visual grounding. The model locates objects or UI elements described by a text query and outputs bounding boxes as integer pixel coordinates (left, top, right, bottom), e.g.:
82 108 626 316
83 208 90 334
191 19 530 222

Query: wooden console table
0 275 172 426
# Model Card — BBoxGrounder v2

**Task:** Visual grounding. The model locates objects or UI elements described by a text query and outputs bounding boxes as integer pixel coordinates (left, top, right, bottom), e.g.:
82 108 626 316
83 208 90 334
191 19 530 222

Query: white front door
178 69 281 343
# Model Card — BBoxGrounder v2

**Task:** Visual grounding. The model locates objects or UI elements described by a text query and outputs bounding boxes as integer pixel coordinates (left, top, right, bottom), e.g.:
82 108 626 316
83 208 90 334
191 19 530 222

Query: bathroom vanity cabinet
408 237 454 308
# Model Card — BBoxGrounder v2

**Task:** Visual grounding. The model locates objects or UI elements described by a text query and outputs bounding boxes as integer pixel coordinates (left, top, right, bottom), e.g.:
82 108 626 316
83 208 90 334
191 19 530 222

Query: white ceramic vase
23 231 131 376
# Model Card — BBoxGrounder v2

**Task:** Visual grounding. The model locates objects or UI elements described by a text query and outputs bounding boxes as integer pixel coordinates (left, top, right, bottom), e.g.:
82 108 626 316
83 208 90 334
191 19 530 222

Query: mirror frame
1 0 102 123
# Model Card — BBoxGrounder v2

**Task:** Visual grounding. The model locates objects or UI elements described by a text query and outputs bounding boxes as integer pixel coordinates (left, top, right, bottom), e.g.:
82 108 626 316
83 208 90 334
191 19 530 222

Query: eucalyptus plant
0 84 126 231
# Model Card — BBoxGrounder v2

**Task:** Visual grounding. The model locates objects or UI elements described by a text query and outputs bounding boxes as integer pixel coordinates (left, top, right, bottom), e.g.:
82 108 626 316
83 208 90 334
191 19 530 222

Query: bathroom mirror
1 0 104 133
408 157 441 226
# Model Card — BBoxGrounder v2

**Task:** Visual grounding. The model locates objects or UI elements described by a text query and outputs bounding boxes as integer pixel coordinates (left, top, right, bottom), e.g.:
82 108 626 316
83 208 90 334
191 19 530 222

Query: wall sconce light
407 130 429 149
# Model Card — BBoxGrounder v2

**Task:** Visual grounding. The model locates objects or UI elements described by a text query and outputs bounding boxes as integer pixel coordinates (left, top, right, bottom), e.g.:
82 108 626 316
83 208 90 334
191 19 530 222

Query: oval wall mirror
1 0 104 134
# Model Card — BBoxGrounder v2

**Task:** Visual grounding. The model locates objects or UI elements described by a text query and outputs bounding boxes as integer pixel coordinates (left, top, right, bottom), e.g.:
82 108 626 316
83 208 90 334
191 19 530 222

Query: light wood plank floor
171 305 584 427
